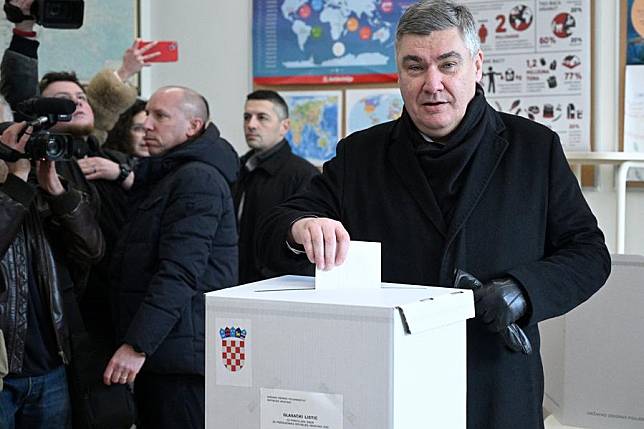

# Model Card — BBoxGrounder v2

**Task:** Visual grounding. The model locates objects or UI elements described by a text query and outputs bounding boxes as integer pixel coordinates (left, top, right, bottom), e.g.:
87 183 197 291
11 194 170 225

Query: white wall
141 0 644 255
139 0 253 155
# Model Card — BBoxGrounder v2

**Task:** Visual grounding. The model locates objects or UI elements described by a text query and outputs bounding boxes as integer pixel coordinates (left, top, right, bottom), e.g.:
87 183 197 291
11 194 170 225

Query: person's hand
8 0 36 32
454 269 532 354
103 344 146 386
290 217 350 270
9 0 32 14
77 156 119 181
116 39 161 81
35 160 64 195
1 122 31 181
473 277 527 332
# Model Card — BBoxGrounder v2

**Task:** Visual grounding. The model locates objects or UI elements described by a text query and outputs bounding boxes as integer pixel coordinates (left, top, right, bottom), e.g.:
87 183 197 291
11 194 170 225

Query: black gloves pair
454 269 532 355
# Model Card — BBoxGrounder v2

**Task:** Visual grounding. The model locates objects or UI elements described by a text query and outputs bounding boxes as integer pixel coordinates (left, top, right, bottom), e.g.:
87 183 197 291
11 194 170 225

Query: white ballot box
541 254 644 428
205 275 474 429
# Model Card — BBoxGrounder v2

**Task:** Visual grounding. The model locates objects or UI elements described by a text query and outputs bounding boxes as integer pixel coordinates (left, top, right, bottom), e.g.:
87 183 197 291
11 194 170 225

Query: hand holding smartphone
136 40 179 62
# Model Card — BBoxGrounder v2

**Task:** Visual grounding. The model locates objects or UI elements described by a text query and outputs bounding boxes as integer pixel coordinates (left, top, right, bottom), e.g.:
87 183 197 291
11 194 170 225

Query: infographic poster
463 0 591 151
623 66 644 180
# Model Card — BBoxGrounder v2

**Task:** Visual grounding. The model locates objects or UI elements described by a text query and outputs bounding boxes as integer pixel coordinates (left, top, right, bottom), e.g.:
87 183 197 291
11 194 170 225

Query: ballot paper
315 240 381 290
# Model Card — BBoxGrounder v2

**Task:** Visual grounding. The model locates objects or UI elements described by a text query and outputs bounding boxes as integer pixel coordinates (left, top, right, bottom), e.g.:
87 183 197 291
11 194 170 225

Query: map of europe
254 0 414 83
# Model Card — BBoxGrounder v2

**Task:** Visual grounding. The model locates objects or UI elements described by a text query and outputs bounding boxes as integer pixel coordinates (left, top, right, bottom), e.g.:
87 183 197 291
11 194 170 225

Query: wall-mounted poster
462 0 591 152
280 90 342 165
627 0 644 65
0 0 137 82
253 0 415 85
623 66 644 180
345 88 403 136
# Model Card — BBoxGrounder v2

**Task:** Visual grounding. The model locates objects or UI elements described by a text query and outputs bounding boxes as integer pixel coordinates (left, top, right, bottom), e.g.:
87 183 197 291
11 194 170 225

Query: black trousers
134 372 205 429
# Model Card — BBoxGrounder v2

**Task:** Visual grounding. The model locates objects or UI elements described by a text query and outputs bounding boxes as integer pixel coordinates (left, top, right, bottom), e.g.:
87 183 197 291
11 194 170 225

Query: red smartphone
137 40 179 62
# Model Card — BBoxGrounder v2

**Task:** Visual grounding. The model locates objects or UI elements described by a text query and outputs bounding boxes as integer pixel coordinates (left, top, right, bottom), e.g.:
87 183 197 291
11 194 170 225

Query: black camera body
24 130 76 161
0 97 81 162
4 0 84 29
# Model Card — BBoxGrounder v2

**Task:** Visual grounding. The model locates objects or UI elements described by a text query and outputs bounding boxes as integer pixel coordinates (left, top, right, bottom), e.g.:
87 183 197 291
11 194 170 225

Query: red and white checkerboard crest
219 326 247 372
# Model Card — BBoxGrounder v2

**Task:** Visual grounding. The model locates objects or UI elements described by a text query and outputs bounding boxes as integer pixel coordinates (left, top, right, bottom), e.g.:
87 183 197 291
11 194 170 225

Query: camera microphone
16 97 77 116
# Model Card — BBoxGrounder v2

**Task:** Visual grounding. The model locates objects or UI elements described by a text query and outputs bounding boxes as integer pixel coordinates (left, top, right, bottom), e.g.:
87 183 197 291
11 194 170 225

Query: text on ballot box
205 242 474 429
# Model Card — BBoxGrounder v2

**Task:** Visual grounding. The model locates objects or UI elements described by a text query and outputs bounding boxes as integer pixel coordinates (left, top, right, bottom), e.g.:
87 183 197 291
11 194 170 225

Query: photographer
0 0 158 341
0 121 104 428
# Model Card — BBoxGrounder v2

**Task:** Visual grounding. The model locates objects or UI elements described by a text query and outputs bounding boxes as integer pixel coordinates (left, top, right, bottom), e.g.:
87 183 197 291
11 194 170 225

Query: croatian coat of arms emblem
220 326 247 372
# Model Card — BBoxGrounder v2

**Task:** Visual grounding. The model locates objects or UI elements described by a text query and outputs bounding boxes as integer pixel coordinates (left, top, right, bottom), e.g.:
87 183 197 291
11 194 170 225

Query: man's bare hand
290 217 350 270
1 122 31 181
35 160 64 195
103 344 146 385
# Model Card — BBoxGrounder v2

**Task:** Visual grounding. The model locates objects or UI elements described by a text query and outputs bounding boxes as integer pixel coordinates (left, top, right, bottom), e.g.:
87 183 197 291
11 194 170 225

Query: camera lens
45 135 65 159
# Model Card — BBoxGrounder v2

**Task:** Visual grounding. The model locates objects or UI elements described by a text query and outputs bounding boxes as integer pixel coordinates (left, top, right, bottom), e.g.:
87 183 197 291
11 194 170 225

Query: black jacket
233 140 319 284
110 123 239 375
257 104 610 429
0 173 104 374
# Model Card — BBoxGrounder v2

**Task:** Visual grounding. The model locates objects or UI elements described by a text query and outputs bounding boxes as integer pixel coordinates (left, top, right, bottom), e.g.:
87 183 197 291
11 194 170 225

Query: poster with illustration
462 0 591 151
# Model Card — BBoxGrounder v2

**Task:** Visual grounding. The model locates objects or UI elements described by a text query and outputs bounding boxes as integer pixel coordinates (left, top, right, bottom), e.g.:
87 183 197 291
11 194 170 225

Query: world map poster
345 88 403 136
253 0 415 85
280 90 342 165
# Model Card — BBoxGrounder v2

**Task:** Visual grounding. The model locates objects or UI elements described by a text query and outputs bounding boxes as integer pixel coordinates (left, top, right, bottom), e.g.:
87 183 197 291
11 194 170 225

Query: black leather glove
475 277 527 332
454 269 532 355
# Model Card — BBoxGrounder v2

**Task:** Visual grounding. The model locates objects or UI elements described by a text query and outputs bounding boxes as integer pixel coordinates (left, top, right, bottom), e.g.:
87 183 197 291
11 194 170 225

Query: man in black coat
256 1 610 428
104 86 239 428
233 90 319 284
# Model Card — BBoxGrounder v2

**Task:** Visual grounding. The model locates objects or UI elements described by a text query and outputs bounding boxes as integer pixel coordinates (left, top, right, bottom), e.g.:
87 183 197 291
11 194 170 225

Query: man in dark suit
256 1 610 428
233 90 318 284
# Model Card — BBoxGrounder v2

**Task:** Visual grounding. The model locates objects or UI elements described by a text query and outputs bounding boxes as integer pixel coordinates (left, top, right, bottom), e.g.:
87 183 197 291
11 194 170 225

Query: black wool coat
110 124 239 376
233 140 319 284
257 105 610 429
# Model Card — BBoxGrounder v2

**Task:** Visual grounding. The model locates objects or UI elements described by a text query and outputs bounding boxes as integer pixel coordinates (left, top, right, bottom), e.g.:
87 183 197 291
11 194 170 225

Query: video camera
4 0 84 29
0 97 81 162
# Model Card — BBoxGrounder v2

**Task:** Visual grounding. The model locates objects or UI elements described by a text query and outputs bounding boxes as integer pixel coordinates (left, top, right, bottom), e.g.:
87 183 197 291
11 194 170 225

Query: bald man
105 86 239 428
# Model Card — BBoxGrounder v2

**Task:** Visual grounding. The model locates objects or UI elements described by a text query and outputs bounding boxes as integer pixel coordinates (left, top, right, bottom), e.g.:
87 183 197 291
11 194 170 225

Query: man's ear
186 117 205 138
279 118 290 138
474 50 484 82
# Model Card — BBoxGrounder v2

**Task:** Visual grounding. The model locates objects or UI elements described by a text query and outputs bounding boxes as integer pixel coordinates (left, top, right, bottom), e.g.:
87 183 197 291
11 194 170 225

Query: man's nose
246 116 258 129
421 68 444 93
143 115 154 130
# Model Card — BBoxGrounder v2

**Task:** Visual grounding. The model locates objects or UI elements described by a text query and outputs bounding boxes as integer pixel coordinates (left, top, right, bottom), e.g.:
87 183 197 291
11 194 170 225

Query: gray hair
396 0 480 58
